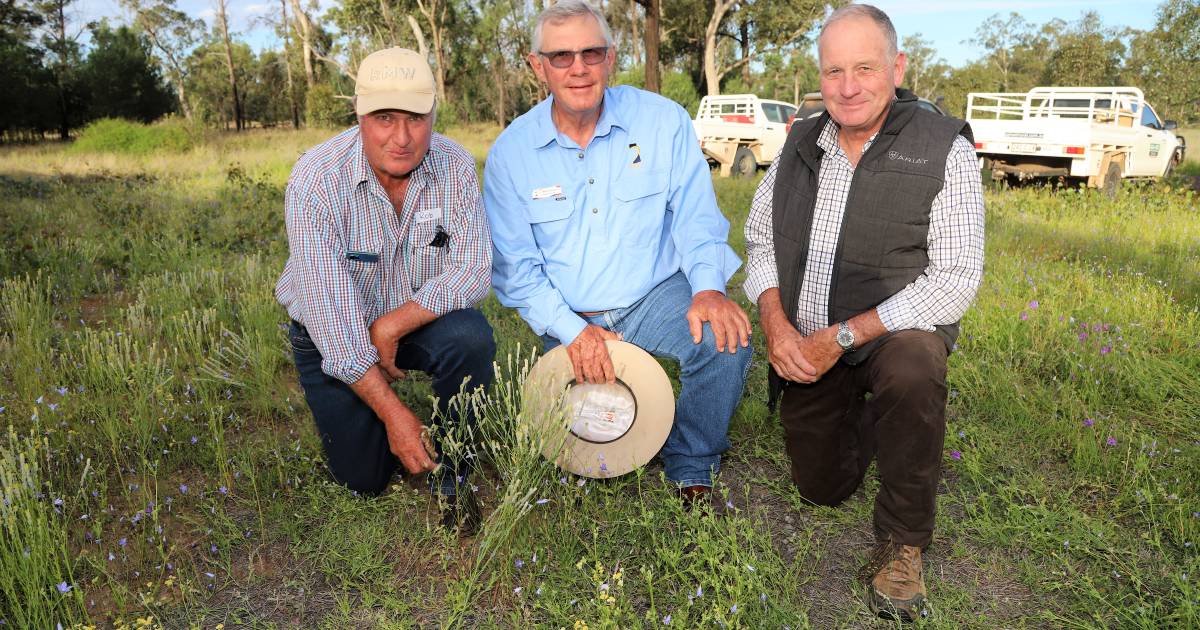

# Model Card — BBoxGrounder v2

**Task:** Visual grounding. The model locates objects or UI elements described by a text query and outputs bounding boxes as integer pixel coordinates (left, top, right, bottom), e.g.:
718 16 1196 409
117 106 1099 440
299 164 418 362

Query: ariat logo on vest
887 150 929 165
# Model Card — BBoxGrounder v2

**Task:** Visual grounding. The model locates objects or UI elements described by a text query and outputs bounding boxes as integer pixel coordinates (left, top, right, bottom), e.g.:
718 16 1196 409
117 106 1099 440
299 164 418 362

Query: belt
577 310 606 317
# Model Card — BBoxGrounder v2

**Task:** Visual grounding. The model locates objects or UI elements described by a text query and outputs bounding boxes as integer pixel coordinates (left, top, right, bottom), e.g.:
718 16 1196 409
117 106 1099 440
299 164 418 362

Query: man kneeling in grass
744 4 984 622
275 48 495 535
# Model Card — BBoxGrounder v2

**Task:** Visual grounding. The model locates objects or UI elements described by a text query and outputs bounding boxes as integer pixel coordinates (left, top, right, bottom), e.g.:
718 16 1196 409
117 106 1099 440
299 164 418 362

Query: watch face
837 327 854 349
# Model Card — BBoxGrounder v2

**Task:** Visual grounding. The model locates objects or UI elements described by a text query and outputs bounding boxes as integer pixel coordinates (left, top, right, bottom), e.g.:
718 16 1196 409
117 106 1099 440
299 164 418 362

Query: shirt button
591 208 599 214
577 151 584 159
588 177 594 184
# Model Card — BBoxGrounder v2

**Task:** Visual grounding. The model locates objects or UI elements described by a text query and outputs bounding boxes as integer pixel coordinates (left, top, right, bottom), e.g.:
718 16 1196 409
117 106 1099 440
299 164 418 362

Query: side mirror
1164 120 1178 130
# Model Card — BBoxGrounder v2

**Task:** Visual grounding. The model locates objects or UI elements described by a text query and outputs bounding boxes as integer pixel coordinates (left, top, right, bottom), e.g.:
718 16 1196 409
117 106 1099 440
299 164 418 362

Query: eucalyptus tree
120 0 204 119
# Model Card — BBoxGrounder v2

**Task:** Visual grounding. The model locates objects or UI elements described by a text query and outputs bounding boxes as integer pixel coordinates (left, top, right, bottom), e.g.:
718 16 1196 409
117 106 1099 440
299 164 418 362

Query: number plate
1010 142 1040 153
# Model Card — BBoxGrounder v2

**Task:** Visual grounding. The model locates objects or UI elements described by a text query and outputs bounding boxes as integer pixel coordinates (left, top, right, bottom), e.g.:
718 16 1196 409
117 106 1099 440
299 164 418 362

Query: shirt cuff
413 283 453 318
549 312 589 347
877 292 927 333
685 264 727 296
742 272 777 306
323 345 381 385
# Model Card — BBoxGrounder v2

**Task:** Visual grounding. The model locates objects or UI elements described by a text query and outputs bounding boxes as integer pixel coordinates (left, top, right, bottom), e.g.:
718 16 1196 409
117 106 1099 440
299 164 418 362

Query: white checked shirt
743 118 984 335
275 128 492 384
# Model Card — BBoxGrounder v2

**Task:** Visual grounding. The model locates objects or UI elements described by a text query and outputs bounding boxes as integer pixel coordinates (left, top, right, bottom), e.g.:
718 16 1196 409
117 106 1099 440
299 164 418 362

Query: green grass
0 127 1197 628
72 118 198 156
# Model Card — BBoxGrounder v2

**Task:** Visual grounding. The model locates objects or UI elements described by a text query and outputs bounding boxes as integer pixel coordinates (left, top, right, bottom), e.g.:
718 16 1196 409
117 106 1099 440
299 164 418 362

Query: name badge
531 185 563 200
346 251 379 263
414 208 440 223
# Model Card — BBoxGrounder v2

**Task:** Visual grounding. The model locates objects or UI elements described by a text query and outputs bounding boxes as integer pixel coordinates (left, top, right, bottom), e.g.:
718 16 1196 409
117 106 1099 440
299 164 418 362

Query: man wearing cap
276 47 494 533
483 0 751 505
743 4 984 622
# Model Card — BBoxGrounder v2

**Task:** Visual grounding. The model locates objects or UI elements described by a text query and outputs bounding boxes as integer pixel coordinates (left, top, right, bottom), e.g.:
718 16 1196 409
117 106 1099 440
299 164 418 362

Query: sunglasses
538 46 609 69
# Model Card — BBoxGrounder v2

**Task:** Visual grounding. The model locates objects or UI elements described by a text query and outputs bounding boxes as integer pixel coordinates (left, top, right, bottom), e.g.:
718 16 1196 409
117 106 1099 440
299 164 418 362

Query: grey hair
819 3 898 59
532 0 614 53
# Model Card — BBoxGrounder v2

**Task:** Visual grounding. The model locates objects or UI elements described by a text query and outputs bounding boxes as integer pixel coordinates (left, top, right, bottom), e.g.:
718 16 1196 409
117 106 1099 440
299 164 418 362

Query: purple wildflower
1029 300 1039 310
1078 332 1088 341
56 582 71 594
1106 436 1117 447
1100 345 1112 355
56 387 68 396
218 486 228 495
662 614 672 625
1084 418 1095 428
118 538 127 547
179 484 188 494
514 558 525 569
190 436 198 445
950 450 962 460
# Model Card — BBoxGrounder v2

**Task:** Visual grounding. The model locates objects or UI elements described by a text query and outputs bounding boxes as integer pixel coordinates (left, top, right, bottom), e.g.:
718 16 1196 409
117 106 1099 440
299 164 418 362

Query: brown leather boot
859 542 928 622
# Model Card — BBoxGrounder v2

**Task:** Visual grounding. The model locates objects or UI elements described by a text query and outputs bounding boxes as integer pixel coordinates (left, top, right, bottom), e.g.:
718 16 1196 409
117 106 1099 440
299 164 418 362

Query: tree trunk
289 0 316 88
216 0 243 131
417 0 448 102
628 0 640 63
379 0 399 44
407 14 429 57
55 0 69 140
739 15 750 87
703 0 737 96
636 0 660 93
280 0 300 128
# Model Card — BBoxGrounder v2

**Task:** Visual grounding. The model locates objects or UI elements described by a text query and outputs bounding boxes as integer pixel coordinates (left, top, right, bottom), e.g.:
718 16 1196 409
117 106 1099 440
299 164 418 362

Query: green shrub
306 84 354 129
611 66 701 117
72 117 195 155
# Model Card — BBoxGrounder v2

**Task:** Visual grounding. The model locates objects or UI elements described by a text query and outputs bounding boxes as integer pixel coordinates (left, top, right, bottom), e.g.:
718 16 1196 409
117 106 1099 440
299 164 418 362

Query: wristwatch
835 321 856 353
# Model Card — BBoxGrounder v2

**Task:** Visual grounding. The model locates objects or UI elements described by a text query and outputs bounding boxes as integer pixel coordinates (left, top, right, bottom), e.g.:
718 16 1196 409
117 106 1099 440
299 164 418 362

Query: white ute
692 94 797 177
966 86 1184 194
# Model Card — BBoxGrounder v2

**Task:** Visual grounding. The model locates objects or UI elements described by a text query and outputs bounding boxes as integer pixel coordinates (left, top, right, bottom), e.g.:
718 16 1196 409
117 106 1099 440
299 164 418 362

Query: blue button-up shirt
483 86 740 345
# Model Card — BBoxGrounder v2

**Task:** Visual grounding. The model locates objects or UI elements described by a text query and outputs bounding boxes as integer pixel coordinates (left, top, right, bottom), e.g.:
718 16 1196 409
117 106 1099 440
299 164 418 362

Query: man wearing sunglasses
483 0 751 506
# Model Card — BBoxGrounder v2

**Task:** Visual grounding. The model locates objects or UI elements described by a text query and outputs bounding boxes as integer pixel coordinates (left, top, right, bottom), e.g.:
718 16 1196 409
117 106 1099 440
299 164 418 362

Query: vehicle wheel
1165 149 1183 177
732 146 757 178
1101 161 1121 198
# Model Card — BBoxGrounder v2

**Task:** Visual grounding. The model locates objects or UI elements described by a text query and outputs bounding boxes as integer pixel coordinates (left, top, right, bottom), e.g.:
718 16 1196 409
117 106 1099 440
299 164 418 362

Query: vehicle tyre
732 146 757 178
1101 160 1121 198
1165 149 1183 177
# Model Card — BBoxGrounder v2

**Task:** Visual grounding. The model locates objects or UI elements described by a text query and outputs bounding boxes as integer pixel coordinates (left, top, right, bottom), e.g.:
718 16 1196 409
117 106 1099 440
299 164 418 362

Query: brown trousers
780 330 948 548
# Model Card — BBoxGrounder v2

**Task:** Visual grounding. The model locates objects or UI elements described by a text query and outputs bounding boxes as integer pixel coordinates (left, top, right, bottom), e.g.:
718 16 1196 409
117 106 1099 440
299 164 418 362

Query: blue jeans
542 271 751 487
290 309 496 497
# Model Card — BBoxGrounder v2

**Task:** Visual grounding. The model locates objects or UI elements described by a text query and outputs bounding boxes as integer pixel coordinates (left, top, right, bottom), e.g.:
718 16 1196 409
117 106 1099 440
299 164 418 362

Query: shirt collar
817 117 879 157
532 88 627 149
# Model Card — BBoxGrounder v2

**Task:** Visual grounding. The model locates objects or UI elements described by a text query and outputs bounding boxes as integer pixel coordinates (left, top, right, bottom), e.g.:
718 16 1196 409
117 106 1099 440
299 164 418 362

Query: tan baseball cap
522 340 675 479
354 48 436 116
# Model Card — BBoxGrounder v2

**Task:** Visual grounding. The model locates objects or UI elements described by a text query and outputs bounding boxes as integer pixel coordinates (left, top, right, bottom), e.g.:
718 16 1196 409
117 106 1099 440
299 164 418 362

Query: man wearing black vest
743 4 984 623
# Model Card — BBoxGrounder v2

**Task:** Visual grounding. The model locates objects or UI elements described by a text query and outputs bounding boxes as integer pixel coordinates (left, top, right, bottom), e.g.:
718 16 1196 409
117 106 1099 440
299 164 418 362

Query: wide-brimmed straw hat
521 340 674 478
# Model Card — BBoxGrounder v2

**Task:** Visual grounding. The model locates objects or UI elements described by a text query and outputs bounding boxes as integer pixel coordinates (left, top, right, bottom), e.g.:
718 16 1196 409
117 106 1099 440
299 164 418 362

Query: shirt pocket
407 220 449 292
524 197 576 251
613 168 669 245
346 258 382 316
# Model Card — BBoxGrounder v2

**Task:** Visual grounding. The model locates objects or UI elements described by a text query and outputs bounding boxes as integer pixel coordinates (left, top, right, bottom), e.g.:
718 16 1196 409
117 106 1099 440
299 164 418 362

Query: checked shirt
275 128 492 384
743 118 984 335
